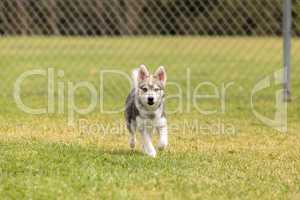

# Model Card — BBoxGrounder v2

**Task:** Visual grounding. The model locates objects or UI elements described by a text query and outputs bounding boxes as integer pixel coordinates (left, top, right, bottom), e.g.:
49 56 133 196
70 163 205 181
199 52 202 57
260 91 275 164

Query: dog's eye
154 88 160 92
141 87 148 92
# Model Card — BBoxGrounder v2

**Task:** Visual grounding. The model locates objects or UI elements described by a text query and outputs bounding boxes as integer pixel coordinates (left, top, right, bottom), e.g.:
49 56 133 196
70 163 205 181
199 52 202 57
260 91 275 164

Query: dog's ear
138 64 149 82
155 66 167 86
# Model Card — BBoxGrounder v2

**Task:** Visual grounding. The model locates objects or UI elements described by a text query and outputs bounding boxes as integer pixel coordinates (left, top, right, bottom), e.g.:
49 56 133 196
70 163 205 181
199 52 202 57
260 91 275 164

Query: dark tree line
0 0 299 36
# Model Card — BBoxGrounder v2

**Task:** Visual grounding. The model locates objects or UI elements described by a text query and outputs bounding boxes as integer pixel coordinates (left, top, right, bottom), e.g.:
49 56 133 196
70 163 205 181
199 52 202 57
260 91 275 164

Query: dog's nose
147 97 154 105
148 97 154 102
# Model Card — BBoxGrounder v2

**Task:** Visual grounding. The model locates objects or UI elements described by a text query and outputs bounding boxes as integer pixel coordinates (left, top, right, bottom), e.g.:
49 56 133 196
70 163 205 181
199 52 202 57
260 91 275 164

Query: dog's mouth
147 101 154 106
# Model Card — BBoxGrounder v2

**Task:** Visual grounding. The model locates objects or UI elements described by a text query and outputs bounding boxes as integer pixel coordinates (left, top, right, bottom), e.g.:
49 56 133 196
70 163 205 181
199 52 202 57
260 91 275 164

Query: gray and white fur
125 65 168 157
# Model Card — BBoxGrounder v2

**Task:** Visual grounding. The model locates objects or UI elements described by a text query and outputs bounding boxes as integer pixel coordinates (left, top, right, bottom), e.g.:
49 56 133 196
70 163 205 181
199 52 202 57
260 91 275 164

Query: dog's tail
131 68 139 89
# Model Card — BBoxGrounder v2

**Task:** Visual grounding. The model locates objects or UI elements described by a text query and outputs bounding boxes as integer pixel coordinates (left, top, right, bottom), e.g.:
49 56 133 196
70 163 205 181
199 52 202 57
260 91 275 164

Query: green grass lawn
0 37 300 199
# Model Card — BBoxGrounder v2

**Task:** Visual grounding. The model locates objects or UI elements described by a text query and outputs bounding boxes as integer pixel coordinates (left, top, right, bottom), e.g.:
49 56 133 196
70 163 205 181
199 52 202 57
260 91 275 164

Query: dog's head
135 65 167 110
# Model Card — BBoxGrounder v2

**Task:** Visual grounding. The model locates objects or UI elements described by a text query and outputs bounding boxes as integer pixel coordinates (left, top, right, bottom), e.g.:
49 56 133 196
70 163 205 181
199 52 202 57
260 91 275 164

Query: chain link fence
1 0 300 36
0 0 299 123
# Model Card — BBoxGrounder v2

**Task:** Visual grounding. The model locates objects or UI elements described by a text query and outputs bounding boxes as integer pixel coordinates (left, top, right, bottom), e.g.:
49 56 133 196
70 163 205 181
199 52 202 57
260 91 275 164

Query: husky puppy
125 65 167 157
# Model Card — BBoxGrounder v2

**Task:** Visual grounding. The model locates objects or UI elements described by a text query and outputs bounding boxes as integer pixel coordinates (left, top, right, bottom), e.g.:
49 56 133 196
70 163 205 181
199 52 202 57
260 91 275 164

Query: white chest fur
136 115 167 132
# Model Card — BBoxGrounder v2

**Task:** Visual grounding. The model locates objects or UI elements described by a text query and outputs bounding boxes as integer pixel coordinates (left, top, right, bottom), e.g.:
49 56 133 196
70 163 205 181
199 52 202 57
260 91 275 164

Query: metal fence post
283 0 292 101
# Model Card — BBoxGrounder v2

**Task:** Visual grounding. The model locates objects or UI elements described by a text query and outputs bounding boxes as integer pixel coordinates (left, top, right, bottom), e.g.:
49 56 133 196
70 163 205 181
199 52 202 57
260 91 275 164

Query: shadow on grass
103 149 144 156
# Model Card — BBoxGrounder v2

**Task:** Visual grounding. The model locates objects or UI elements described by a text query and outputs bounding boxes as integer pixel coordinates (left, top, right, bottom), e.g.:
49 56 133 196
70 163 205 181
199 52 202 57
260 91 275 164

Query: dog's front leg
128 122 136 149
157 118 168 150
141 129 156 157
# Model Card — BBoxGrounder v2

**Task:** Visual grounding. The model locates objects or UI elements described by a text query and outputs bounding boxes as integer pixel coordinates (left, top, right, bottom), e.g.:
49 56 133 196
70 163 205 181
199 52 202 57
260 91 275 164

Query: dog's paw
157 140 168 151
143 145 157 157
129 138 136 149
157 137 168 150
146 150 157 158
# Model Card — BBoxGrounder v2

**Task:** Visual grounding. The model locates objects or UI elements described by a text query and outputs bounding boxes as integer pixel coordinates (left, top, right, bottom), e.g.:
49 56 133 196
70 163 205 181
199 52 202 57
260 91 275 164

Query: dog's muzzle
147 97 154 105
